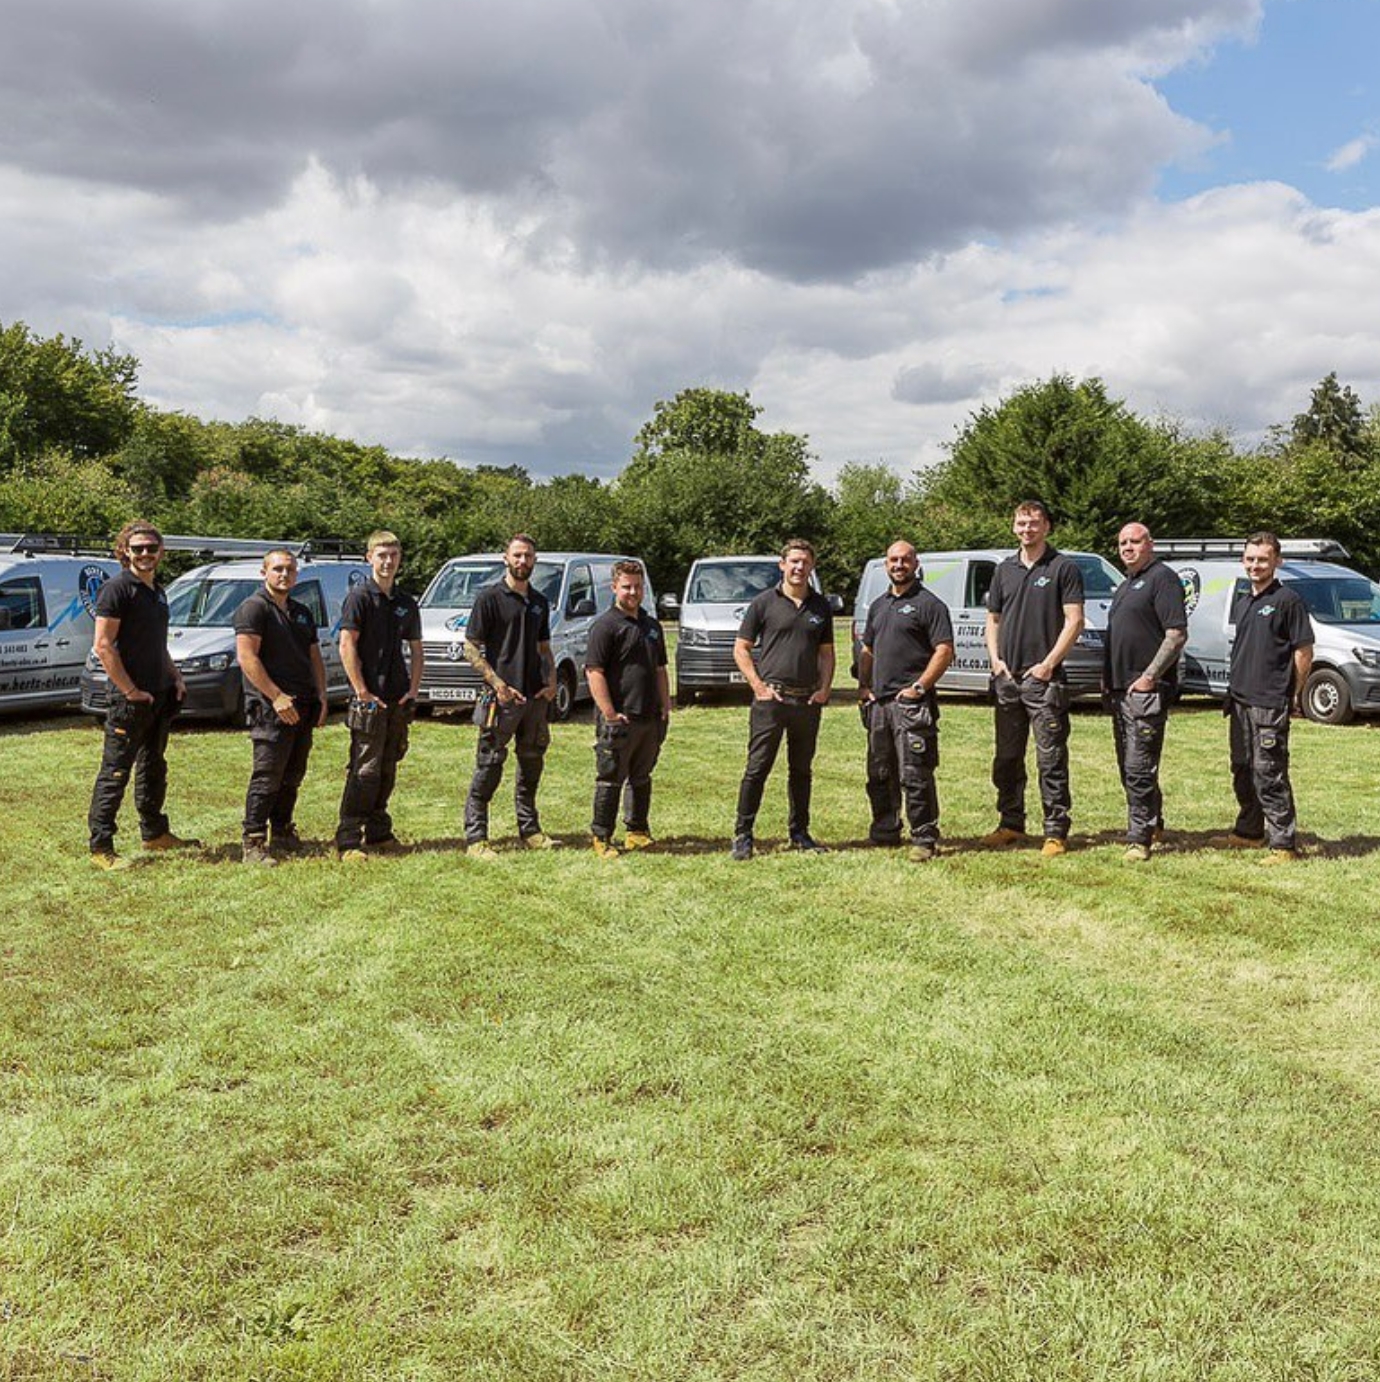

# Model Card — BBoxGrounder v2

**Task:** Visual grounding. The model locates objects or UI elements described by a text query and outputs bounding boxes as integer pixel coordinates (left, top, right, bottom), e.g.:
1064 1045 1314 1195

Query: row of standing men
84 505 1314 869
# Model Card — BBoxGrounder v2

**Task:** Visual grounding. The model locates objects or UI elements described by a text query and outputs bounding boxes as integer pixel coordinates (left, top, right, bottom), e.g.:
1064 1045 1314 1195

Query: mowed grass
4 684 1380 1380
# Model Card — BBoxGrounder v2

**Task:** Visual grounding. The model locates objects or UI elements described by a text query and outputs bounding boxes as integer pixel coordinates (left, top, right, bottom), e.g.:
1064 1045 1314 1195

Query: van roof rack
160 535 364 562
1155 537 1351 561
4 533 116 557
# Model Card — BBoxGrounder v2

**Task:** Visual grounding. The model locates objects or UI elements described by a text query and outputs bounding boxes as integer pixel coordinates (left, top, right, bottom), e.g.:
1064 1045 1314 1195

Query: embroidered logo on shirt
1258 605 1276 617
807 614 824 625
900 604 916 614
1133 580 1145 589
1033 576 1051 588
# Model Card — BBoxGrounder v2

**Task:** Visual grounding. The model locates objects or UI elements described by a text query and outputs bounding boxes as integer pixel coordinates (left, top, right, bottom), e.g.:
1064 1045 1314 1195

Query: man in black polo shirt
983 500 1085 856
858 541 955 862
462 534 558 856
585 560 671 858
87 520 198 870
1105 522 1188 862
1213 531 1314 863
730 539 835 859
234 549 327 866
335 530 424 860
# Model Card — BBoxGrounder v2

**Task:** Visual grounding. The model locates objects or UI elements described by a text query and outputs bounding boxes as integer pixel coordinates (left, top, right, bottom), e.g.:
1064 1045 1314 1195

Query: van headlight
1076 629 1105 650
177 653 233 675
1352 647 1380 670
679 628 710 648
85 650 102 671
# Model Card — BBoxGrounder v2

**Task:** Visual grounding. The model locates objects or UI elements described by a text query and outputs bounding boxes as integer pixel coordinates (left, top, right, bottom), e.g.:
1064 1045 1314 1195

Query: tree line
4 319 1379 597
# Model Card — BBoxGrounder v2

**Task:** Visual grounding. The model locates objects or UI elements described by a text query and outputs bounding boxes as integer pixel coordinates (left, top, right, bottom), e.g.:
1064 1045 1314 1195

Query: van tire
1303 667 1353 725
553 666 576 722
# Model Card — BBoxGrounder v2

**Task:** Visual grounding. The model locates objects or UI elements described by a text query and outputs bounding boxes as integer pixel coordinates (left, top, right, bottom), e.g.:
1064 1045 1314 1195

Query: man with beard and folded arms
462 534 558 856
234 549 327 866
585 560 671 858
983 500 1085 857
1105 523 1187 862
730 539 835 859
858 541 954 862
87 521 197 870
335 532 424 861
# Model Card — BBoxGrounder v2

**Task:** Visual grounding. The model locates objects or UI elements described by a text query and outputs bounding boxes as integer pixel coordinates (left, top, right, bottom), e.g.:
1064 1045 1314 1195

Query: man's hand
1027 661 1053 682
1131 674 1156 693
170 674 185 702
272 692 301 725
990 658 1011 680
535 681 557 702
808 688 831 705
897 684 922 701
495 680 524 706
753 682 782 701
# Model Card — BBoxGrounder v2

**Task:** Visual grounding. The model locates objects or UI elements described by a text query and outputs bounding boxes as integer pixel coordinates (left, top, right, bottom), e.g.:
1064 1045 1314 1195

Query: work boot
91 851 133 872
1259 848 1299 866
981 826 1028 847
730 834 754 861
788 832 829 854
522 832 559 850
368 836 404 855
143 831 201 851
1040 837 1068 858
337 847 368 863
908 843 936 863
591 837 620 859
465 840 499 861
622 831 654 851
242 839 277 868
272 825 306 854
1124 843 1152 863
1209 832 1267 849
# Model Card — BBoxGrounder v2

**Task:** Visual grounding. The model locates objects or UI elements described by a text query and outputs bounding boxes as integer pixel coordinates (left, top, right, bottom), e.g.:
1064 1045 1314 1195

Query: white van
1 535 120 714
81 541 371 722
662 554 841 705
417 552 655 720
849 548 1123 695
1159 538 1380 724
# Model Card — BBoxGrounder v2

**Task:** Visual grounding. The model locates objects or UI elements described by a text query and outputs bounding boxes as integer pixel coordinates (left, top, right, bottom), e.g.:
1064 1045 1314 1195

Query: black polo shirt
1105 558 1188 691
585 606 667 719
340 578 421 701
987 548 1084 678
95 569 171 693
233 589 319 705
467 580 551 697
1228 579 1314 709
737 586 834 690
861 581 954 701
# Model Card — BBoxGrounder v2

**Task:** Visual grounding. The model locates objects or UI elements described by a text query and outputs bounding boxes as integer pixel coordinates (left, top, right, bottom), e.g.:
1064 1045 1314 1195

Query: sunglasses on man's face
128 543 161 555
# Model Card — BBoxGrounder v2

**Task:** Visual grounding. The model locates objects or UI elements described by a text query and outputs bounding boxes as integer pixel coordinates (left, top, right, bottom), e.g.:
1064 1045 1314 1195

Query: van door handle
33 639 50 650
55 638 71 647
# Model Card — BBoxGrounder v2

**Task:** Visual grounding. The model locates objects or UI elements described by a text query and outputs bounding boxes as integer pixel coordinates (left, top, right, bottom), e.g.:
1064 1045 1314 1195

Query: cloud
1327 135 1376 173
0 0 1257 281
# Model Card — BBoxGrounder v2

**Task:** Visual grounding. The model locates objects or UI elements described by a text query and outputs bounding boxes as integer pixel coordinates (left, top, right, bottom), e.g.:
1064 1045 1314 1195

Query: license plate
429 686 482 702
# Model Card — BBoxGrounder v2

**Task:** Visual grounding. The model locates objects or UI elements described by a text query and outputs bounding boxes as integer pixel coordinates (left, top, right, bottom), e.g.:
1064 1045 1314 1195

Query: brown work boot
242 839 277 868
981 826 1028 848
1040 837 1068 858
1208 833 1267 850
142 831 201 852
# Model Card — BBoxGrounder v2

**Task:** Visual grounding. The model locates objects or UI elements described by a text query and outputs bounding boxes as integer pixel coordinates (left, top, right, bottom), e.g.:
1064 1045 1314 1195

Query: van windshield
1290 576 1380 624
423 560 563 610
687 562 781 603
167 578 262 627
1072 555 1122 599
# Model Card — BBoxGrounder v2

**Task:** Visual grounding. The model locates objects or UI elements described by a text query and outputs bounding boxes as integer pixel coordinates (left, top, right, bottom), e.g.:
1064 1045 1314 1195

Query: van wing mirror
567 597 598 618
827 593 845 615
658 593 680 616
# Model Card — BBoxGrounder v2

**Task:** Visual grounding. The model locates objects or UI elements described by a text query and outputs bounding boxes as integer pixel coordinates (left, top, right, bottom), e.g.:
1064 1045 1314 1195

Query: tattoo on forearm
463 641 491 682
1144 630 1185 681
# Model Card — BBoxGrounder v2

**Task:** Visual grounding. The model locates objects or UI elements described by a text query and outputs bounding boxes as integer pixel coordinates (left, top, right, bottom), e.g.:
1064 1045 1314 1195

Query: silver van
81 543 371 722
417 552 655 720
850 548 1123 695
1159 538 1380 724
1 535 120 714
662 554 840 705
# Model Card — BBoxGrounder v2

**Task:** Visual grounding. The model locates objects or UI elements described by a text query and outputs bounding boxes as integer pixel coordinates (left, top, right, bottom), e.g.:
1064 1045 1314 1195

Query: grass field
4 684 1380 1380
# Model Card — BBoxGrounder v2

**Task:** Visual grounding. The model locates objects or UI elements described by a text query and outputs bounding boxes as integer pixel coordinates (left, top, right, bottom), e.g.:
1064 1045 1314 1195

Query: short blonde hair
366 530 402 555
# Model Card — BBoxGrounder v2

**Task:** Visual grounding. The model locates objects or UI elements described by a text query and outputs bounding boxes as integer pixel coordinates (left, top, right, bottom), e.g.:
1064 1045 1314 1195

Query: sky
2 0 1378 484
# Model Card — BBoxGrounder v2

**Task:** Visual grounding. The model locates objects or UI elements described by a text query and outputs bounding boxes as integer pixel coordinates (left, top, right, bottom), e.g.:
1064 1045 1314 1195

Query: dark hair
780 538 816 561
114 521 162 569
506 533 537 553
1014 499 1054 528
1244 530 1281 555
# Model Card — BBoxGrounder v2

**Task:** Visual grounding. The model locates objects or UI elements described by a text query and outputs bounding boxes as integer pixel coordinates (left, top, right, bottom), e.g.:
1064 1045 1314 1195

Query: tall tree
1290 372 1367 463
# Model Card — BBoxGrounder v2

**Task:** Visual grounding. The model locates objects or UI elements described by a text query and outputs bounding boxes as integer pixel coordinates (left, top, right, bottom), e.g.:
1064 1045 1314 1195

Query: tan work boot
91 851 133 872
591 837 620 859
1040 837 1068 858
622 831 654 851
981 826 1028 848
143 831 201 851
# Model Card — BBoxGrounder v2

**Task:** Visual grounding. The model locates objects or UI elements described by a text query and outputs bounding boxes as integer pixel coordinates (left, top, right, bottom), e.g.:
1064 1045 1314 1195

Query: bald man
1104 523 1188 861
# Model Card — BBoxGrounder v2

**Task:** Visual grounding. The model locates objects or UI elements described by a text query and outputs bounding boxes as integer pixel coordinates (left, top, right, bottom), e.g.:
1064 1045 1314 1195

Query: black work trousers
243 698 319 841
88 690 177 852
865 696 941 846
591 715 665 840
1110 688 1169 846
464 696 550 842
336 700 413 849
992 672 1072 839
1228 699 1298 848
734 697 821 839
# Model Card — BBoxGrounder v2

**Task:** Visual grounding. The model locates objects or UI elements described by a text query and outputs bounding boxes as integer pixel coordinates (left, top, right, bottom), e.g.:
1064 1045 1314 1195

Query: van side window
294 580 328 627
0 577 45 632
566 564 594 615
1227 577 1250 628
967 562 996 609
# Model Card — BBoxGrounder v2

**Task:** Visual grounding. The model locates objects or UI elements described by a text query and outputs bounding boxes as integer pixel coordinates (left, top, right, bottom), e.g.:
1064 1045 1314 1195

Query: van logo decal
1179 568 1201 618
348 571 366 587
446 642 466 662
445 614 469 632
78 565 111 619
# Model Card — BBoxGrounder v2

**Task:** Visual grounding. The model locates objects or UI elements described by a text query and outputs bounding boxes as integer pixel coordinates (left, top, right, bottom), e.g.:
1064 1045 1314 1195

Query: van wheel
553 666 576 722
1303 667 1353 725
